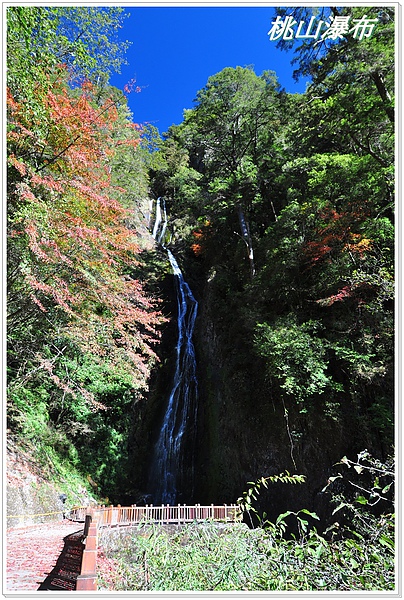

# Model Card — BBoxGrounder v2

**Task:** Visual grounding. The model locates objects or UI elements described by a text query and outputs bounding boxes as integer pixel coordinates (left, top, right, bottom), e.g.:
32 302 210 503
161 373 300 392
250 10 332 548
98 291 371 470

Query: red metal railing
70 503 239 527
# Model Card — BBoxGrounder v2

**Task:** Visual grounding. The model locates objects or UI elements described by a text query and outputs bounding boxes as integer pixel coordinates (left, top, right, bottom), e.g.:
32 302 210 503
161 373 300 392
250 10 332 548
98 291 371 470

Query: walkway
6 505 240 592
6 520 84 592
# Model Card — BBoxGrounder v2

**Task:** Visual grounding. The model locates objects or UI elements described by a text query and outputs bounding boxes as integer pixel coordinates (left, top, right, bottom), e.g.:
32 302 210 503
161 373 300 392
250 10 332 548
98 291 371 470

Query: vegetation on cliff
7 5 395 590
150 6 394 462
6 6 164 500
97 453 394 591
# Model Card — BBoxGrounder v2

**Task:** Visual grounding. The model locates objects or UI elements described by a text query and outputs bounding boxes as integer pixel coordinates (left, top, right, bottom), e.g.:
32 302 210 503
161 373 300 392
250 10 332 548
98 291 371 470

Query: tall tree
6 7 164 485
250 6 395 436
177 67 281 277
7 6 130 92
153 16 394 446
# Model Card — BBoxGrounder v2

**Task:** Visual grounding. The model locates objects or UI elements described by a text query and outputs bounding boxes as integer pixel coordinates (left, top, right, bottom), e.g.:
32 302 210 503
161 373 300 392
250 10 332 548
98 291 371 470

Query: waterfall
148 200 199 504
151 197 168 245
152 197 162 239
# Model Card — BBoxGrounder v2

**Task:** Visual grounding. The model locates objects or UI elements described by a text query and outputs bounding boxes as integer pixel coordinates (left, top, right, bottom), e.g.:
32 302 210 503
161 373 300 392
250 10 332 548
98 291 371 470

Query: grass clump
97 517 394 592
97 454 395 592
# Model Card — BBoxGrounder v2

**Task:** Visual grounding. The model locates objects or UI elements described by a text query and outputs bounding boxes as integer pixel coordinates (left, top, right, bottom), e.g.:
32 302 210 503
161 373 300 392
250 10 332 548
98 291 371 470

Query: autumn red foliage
304 205 373 268
7 67 163 403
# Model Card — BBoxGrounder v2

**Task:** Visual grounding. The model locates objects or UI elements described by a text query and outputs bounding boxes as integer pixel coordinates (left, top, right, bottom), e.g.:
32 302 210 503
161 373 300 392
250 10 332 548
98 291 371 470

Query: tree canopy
149 8 394 449
7 6 164 495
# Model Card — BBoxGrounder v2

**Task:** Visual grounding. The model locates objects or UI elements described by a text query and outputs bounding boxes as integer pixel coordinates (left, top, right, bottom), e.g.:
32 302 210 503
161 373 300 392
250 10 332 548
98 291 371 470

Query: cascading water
151 197 168 246
148 198 199 504
152 197 162 239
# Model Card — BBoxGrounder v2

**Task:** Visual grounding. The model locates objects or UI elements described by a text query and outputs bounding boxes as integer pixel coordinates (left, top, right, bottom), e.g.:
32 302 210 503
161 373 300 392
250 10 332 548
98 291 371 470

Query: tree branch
370 72 394 124
35 99 117 173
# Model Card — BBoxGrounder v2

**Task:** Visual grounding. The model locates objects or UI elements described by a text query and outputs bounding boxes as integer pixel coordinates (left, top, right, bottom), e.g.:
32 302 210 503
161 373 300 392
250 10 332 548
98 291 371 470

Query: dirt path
6 520 84 592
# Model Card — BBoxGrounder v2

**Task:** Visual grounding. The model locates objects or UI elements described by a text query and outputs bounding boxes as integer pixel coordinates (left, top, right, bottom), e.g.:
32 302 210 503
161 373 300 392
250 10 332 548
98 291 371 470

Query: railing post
77 518 98 591
83 514 92 537
230 504 237 522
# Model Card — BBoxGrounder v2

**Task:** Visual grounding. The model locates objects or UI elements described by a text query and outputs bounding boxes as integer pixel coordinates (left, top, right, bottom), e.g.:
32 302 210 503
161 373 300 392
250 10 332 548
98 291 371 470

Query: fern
237 471 306 527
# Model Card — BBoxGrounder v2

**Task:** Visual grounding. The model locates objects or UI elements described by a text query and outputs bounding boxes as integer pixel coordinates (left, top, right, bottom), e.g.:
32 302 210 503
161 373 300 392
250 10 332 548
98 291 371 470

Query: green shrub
98 453 395 592
98 515 394 591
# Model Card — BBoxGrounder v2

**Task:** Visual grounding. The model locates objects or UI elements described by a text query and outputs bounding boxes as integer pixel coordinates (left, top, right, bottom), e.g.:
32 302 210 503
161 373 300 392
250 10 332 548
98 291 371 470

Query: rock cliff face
7 444 66 529
128 253 385 522
192 277 303 512
190 272 383 523
6 440 96 529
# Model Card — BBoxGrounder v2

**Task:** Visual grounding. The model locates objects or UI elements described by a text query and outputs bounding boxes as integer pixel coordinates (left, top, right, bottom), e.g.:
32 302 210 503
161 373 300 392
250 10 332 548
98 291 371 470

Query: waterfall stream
148 198 199 504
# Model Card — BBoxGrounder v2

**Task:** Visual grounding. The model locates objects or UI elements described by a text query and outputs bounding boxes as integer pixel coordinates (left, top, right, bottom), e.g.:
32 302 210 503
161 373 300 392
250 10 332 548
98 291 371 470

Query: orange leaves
80 79 95 94
304 205 373 267
7 65 163 399
24 221 54 264
30 173 64 193
345 236 373 256
315 285 353 307
123 78 142 95
190 221 211 256
191 244 203 256
68 180 122 214
6 87 19 111
23 217 74 267
6 87 44 158
41 79 119 177
304 238 332 264
8 155 27 176
15 182 38 204
25 273 76 315
115 137 140 149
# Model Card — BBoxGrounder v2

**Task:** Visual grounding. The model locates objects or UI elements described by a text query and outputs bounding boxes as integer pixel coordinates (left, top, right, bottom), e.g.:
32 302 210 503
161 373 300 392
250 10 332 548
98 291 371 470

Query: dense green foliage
99 518 394 591
150 6 394 453
6 7 163 499
7 6 395 588
98 451 394 591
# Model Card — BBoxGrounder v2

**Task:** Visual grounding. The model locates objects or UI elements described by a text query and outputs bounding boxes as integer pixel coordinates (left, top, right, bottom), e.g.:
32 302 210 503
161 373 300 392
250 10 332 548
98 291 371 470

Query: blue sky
110 6 310 135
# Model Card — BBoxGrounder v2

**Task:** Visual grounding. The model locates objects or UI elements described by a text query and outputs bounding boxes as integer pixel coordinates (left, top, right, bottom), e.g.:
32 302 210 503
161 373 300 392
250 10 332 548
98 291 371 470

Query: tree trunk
370 72 394 123
236 203 255 278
